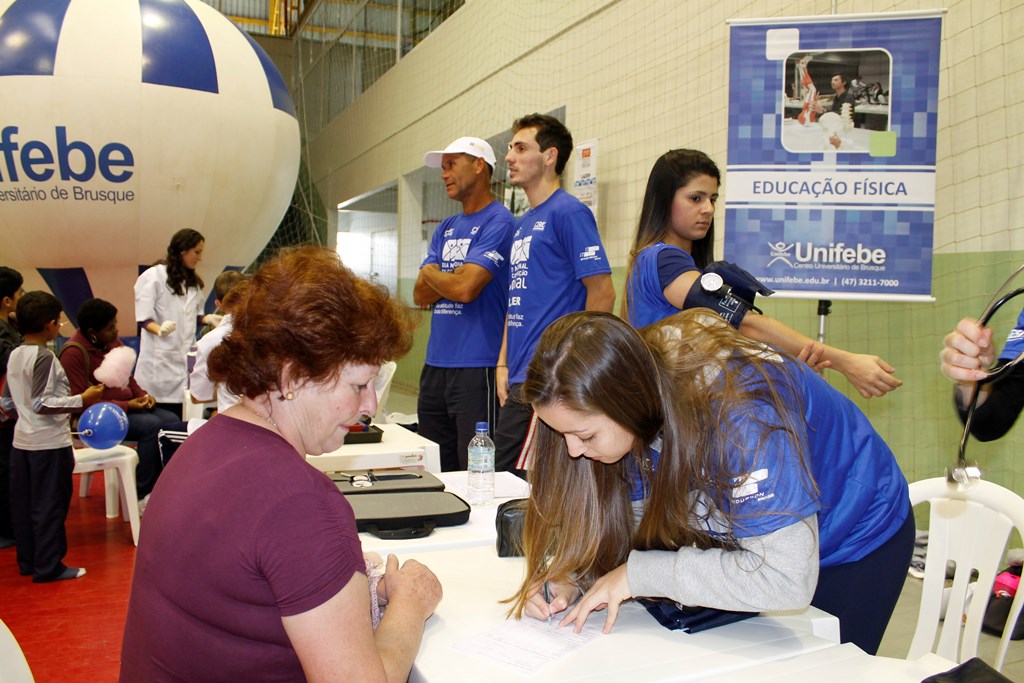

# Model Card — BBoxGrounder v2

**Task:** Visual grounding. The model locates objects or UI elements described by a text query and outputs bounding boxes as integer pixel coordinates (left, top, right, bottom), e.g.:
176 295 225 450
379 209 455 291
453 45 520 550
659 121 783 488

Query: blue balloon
77 402 129 450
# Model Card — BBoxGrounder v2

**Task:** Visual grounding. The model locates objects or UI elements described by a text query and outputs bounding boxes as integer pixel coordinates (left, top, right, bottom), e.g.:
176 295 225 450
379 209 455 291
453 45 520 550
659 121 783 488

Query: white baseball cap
423 137 496 169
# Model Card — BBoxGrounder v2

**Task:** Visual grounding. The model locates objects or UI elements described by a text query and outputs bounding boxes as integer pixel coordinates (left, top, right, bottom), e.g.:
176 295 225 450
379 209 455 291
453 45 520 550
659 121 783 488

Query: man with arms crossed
414 137 514 471
496 114 616 474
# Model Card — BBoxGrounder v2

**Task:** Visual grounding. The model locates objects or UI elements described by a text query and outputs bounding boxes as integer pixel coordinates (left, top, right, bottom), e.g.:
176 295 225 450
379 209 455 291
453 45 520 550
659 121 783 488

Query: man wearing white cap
413 137 515 471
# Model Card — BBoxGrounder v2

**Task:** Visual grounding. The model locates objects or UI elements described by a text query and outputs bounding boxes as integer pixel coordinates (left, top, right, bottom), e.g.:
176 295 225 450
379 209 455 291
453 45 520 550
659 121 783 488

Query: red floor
0 474 135 682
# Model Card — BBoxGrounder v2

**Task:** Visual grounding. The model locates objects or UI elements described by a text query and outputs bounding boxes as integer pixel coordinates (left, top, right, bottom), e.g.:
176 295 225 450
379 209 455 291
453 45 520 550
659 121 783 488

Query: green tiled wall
758 251 1024 496
395 252 1024 496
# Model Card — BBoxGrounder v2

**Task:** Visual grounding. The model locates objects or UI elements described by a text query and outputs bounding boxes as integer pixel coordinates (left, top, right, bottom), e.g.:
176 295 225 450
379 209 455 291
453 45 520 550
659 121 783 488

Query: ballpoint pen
542 581 553 627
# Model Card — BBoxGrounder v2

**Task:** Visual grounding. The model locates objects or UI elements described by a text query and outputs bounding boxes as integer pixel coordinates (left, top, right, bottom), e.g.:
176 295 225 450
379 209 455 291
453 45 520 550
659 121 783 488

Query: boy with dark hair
0 291 103 581
0 266 25 548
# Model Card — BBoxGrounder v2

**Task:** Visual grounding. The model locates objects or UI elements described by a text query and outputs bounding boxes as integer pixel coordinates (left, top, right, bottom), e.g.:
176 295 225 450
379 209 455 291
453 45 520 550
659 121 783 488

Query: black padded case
346 491 470 539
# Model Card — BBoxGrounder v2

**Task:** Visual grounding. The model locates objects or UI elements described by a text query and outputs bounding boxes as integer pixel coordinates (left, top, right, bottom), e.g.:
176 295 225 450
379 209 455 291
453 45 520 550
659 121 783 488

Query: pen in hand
543 581 553 627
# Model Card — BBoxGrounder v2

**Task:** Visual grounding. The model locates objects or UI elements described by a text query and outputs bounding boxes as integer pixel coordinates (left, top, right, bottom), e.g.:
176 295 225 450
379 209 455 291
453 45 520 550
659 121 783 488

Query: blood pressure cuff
683 283 753 329
705 261 775 305
683 261 774 328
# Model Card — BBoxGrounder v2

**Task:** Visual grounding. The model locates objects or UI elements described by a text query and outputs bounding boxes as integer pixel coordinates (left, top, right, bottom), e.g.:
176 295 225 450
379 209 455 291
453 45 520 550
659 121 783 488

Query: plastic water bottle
186 342 198 386
467 421 495 505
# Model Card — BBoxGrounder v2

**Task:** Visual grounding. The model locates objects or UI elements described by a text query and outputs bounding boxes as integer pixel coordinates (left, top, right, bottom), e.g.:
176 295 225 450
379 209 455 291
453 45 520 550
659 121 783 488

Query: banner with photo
724 11 943 301
571 138 599 218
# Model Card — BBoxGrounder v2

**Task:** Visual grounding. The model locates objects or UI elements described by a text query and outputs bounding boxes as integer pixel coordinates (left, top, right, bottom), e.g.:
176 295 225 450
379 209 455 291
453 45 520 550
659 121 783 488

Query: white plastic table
406 544 842 683
305 423 441 473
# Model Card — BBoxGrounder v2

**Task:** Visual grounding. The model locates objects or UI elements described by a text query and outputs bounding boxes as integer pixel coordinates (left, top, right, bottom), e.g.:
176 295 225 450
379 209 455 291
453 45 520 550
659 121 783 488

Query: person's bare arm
941 317 996 408
582 274 615 313
283 555 441 683
497 317 509 406
740 314 901 398
412 266 442 307
417 263 494 304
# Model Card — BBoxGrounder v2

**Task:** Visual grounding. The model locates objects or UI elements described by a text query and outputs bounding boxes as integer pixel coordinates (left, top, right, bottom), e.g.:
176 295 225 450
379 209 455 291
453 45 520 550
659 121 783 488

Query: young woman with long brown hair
624 149 902 398
508 310 913 654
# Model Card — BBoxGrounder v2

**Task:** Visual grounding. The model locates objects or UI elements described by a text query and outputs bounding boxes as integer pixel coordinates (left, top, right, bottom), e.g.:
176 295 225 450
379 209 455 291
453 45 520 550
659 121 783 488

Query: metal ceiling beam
293 0 327 38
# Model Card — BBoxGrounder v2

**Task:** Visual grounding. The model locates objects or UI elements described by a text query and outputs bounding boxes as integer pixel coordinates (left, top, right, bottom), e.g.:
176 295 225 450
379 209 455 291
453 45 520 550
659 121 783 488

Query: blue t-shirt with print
422 201 515 367
506 189 611 384
998 307 1024 362
627 242 699 329
637 357 908 568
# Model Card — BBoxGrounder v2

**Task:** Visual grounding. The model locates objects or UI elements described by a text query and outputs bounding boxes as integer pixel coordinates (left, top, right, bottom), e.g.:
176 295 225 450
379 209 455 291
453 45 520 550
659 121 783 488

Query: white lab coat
134 264 204 403
188 314 239 415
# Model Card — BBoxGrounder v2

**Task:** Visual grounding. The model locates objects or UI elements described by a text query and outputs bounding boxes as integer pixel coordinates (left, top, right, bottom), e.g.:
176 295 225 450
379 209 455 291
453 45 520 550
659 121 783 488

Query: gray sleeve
625 514 819 612
30 351 83 415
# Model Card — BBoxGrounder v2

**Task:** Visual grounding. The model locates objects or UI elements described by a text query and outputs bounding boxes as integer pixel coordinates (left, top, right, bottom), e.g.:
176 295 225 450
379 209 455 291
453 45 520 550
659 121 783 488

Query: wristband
366 558 386 630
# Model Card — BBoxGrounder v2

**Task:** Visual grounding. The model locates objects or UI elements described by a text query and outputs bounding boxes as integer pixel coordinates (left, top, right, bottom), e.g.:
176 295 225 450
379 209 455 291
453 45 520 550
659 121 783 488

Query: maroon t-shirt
120 414 364 681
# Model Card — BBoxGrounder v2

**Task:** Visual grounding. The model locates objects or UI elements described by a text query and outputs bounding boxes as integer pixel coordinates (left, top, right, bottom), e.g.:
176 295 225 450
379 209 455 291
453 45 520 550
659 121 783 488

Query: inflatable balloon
76 402 130 450
0 0 300 321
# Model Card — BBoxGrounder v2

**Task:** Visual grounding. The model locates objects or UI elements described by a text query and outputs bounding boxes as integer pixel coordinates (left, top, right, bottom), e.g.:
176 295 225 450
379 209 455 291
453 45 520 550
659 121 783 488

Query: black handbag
495 498 527 557
982 594 1024 640
922 657 1013 683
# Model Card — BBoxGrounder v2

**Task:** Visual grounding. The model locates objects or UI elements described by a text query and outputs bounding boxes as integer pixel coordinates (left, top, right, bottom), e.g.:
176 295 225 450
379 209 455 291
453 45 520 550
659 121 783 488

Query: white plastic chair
907 477 1024 671
373 361 397 423
73 446 141 546
0 617 34 682
183 386 214 421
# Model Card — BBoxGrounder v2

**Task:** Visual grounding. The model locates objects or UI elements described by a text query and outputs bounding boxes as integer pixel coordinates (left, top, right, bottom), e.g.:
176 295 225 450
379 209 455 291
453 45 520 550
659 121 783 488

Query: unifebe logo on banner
767 241 887 270
723 12 943 301
0 125 135 204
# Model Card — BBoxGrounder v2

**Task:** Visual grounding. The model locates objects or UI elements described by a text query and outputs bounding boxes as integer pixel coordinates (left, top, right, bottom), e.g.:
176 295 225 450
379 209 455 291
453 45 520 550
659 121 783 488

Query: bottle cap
475 421 488 431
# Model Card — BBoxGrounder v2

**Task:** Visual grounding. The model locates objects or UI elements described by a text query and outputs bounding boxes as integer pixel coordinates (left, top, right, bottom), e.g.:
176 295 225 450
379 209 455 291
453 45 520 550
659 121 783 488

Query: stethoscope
949 262 1024 490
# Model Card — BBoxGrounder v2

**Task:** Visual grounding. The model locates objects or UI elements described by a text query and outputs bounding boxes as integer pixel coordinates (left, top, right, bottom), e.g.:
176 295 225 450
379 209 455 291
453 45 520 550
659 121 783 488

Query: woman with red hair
122 247 441 682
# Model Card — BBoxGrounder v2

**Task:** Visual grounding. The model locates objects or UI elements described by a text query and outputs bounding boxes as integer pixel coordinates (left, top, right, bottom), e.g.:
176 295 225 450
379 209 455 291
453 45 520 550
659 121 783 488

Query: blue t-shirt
639 357 908 568
506 189 611 384
627 242 699 329
422 201 515 367
999 307 1024 362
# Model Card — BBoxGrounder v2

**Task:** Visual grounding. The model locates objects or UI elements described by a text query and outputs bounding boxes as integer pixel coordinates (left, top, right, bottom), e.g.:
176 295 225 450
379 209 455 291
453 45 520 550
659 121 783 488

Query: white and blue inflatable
0 0 299 321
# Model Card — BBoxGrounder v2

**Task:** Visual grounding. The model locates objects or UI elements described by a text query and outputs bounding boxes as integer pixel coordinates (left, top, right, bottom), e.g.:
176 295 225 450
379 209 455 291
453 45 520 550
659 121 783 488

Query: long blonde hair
637 311 816 552
506 310 815 617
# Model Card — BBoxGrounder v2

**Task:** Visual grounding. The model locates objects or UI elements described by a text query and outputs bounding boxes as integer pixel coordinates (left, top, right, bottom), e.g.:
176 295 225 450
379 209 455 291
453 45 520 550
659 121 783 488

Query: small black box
343 424 384 445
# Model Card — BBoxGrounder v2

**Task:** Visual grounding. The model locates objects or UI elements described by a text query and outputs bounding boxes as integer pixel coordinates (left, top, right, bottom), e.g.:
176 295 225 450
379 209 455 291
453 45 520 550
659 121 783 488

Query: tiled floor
0 474 134 682
2 393 1022 681
878 576 1024 679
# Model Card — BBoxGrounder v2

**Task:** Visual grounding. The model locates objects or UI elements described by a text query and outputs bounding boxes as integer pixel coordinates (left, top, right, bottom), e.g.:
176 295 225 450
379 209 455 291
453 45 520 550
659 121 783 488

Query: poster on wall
571 138 599 218
724 10 944 301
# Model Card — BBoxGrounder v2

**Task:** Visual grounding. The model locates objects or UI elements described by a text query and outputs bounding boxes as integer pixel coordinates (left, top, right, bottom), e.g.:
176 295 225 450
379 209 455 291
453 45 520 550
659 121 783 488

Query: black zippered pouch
347 491 470 539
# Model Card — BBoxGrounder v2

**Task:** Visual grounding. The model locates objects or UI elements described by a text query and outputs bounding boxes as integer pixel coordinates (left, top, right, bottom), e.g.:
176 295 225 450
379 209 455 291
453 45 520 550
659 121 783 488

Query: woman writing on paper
508 310 913 654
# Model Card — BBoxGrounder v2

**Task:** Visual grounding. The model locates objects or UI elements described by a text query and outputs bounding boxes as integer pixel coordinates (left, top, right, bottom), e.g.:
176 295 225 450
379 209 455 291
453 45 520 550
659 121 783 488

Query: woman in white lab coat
134 228 206 416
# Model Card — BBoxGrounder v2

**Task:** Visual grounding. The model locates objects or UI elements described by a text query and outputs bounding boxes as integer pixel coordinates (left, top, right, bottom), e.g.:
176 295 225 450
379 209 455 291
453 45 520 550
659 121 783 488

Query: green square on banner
870 131 898 157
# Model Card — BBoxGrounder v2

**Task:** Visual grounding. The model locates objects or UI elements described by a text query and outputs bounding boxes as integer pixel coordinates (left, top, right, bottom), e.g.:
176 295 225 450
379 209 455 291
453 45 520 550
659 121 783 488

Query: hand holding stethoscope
941 263 1024 489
